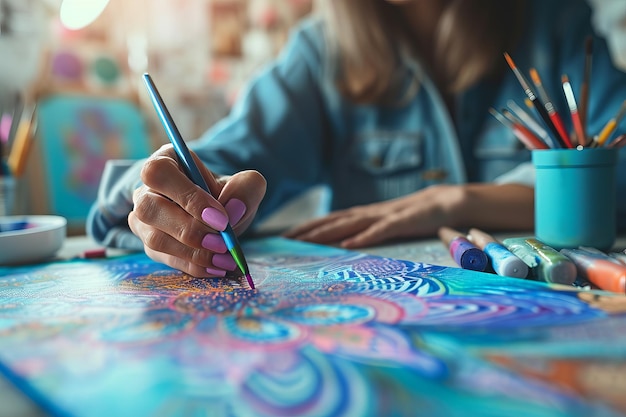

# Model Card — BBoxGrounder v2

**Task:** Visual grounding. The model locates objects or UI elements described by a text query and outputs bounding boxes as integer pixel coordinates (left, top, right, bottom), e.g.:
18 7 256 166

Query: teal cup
532 148 618 251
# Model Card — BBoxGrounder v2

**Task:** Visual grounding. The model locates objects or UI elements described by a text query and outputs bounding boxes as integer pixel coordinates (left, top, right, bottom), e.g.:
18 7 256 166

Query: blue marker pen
468 228 528 278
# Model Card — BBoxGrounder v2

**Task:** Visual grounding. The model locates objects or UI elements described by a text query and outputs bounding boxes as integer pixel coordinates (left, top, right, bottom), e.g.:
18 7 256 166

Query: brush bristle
503 52 516 69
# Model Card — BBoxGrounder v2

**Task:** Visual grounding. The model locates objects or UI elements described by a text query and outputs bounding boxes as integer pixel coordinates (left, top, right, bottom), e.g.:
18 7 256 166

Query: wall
1 0 313 233
40 0 313 141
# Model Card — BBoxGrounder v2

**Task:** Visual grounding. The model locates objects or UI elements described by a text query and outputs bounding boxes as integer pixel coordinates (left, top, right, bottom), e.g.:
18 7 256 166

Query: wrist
425 184 469 228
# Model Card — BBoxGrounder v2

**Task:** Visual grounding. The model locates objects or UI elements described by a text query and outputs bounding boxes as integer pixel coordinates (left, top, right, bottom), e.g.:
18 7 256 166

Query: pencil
142 73 255 289
503 53 564 149
529 68 573 148
594 99 626 147
561 74 587 147
579 36 593 139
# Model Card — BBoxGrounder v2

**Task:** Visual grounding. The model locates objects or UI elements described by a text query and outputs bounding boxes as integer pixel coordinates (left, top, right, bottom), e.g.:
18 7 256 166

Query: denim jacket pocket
474 122 531 181
349 131 423 176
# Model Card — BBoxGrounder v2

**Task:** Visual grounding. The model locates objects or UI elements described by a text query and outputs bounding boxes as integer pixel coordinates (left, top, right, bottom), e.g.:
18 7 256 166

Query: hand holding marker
142 73 255 289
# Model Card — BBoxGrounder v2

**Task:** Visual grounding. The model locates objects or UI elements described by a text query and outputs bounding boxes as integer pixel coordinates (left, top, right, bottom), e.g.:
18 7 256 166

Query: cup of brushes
497 41 623 251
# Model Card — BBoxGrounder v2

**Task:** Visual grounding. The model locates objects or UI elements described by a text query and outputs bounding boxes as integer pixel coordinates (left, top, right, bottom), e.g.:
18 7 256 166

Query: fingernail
205 266 226 277
225 198 247 226
202 207 228 231
212 253 237 271
202 233 227 253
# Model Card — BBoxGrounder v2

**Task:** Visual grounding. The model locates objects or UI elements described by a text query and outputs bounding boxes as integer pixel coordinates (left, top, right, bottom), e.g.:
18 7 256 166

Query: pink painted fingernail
212 253 237 271
202 207 228 231
206 266 226 277
225 198 247 226
202 233 227 253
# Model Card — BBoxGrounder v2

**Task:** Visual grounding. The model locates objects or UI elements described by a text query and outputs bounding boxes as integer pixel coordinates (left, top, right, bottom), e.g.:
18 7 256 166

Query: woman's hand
283 183 534 248
128 144 266 277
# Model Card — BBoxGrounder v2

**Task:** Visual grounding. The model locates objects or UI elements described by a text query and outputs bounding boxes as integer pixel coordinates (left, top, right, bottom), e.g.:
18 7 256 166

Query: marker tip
245 273 255 290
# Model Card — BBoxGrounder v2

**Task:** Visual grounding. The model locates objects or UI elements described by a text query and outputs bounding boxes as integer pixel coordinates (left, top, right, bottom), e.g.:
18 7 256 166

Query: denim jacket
87 0 626 248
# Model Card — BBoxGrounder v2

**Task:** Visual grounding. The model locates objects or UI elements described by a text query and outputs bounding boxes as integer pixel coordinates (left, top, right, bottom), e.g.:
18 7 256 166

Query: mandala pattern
0 237 625 417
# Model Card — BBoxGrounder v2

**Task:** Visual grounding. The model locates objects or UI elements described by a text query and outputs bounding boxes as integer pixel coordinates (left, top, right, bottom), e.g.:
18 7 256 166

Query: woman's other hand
128 144 266 277
283 183 534 248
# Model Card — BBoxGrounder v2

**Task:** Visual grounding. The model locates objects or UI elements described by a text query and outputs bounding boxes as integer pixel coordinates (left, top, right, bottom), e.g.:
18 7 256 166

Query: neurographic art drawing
1 238 625 417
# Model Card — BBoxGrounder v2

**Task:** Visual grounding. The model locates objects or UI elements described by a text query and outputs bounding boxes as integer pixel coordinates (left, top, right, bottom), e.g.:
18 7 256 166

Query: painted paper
0 237 625 417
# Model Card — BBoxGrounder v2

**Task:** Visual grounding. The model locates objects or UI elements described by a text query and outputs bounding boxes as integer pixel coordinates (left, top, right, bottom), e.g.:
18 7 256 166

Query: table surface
2 233 626 417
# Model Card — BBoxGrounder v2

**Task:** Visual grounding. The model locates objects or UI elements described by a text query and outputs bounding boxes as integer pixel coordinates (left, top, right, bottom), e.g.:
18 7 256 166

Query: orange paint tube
561 248 626 293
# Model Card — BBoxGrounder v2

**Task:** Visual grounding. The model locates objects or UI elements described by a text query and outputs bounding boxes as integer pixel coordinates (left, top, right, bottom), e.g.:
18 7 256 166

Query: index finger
140 146 227 226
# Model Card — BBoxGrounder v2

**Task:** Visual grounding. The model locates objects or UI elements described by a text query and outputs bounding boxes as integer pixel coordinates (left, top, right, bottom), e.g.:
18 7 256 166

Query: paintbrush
579 36 593 143
529 68 573 147
561 74 586 147
504 52 564 149
593 99 626 147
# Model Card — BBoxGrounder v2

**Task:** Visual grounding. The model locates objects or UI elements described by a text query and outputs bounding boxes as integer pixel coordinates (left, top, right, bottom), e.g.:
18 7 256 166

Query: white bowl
0 215 67 265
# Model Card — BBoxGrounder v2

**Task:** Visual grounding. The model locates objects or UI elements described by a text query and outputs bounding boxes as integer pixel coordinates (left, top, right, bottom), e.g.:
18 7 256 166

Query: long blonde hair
317 0 526 104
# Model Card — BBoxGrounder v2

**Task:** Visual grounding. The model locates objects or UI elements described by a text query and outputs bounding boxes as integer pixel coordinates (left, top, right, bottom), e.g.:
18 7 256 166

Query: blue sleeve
189 20 330 223
86 159 145 250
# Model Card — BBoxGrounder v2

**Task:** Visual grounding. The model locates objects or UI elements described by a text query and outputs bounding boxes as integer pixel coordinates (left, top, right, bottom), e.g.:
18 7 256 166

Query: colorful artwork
1 237 625 417
37 95 151 227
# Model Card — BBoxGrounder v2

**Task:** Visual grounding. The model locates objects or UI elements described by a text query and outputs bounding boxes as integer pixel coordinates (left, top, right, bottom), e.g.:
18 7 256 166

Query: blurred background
0 0 313 234
2 0 626 236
